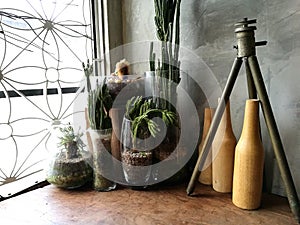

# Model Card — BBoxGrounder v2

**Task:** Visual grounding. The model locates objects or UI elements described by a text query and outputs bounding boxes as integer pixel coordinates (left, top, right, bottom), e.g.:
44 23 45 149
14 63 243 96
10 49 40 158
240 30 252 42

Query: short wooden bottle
232 99 264 210
212 100 237 193
198 108 214 185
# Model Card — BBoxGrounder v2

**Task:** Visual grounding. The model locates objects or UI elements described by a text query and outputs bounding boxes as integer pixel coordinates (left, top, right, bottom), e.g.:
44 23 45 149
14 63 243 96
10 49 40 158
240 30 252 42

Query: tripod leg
244 58 257 99
248 55 300 223
187 57 243 195
245 57 263 140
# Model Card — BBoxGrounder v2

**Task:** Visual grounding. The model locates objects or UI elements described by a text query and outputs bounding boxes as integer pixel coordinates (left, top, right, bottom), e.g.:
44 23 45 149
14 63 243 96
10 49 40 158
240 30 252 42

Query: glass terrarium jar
106 74 143 103
89 128 117 191
45 123 93 189
120 118 153 187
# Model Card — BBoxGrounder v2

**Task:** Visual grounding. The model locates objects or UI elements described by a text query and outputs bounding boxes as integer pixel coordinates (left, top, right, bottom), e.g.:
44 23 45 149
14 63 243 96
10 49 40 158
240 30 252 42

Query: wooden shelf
0 183 297 225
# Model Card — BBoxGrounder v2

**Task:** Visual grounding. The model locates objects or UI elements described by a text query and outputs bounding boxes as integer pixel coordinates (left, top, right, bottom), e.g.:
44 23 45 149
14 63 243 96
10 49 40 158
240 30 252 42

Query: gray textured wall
120 0 300 197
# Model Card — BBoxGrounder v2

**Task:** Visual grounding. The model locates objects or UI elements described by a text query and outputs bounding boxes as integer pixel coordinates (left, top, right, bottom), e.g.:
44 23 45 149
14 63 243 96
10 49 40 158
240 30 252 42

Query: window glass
0 0 92 197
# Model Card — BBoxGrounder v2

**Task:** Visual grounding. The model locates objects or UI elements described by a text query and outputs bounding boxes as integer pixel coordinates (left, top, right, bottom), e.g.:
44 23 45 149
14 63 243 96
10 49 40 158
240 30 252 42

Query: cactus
87 78 113 130
151 0 181 111
57 123 86 159
125 96 177 144
152 0 181 78
82 59 93 93
149 42 156 72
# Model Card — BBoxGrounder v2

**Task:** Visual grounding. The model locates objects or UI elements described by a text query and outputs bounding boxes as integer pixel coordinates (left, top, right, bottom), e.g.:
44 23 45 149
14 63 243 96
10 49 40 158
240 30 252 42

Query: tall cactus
149 42 156 72
87 78 113 130
151 0 181 111
152 0 181 77
82 59 93 93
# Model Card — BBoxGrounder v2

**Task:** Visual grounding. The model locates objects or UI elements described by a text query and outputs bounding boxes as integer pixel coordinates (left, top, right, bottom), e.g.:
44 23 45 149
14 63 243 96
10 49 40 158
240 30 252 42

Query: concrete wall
119 0 300 197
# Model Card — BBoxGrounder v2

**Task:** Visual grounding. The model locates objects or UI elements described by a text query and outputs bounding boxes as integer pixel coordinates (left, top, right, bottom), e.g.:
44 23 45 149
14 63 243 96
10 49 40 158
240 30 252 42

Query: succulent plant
87 78 113 130
57 123 85 159
152 0 181 83
82 59 93 93
150 0 182 112
125 96 177 143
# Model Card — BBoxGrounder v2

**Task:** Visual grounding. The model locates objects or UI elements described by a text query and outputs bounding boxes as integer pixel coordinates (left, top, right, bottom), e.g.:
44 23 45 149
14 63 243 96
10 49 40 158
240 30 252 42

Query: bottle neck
202 108 214 141
241 99 260 137
217 100 234 135
224 101 233 132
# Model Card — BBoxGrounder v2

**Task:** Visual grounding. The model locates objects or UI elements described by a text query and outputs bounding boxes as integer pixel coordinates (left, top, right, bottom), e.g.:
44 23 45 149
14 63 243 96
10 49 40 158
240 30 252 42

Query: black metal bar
255 41 267 47
186 57 243 195
0 181 49 202
0 87 79 98
90 0 98 59
248 55 300 223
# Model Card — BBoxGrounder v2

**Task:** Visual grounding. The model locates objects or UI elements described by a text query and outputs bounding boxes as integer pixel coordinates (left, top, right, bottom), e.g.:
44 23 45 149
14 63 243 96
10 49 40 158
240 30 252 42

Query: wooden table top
0 183 297 225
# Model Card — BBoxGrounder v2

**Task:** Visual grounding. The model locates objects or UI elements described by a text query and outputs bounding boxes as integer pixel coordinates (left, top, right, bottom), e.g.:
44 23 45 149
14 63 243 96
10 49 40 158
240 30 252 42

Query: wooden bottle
198 108 214 185
109 108 122 161
212 100 237 193
232 99 264 210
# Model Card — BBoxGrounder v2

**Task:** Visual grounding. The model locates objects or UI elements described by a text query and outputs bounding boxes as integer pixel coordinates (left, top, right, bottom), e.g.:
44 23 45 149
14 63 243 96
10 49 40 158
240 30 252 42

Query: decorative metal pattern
0 0 92 197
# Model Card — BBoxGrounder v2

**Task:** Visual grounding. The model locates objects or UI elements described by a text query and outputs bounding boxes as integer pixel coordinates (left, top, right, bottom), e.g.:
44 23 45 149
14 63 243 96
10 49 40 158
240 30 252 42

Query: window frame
0 0 110 199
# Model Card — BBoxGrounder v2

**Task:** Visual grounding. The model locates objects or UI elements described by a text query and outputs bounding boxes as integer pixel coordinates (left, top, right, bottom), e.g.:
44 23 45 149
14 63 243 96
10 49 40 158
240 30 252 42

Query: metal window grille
0 0 95 198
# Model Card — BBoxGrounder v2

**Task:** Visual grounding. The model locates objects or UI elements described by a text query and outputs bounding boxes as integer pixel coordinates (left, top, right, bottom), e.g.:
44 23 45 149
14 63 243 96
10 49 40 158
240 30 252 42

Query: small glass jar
45 123 93 189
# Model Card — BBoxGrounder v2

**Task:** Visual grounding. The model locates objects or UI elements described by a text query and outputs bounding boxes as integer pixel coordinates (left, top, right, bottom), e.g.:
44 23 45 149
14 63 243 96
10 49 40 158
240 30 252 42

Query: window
0 0 96 198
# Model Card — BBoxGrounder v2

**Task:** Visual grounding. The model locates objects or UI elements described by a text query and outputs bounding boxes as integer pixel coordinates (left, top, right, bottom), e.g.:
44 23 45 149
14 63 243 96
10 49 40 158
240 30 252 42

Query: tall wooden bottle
109 108 122 161
198 108 214 185
232 99 264 210
212 100 237 193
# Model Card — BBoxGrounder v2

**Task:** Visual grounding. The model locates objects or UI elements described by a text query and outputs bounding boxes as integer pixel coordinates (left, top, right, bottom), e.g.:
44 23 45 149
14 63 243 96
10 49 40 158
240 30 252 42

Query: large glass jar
89 128 117 191
45 123 93 189
120 118 153 187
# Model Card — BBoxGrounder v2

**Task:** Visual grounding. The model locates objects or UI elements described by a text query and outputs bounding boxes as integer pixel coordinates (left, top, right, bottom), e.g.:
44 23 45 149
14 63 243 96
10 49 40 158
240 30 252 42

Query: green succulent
87 78 113 130
57 123 85 159
125 96 177 142
82 59 93 93
150 0 182 112
152 0 181 83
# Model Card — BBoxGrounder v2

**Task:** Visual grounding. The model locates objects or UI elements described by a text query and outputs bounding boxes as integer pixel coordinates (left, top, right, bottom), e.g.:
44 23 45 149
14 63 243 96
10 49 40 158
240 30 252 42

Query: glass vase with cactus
150 0 181 111
87 78 116 191
148 0 191 185
120 96 177 187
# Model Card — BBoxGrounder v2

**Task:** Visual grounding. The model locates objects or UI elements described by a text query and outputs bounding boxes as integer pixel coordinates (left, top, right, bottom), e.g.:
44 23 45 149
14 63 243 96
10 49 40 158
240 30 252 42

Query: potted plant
120 96 177 187
46 123 93 189
148 0 194 185
150 0 181 110
87 78 117 191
